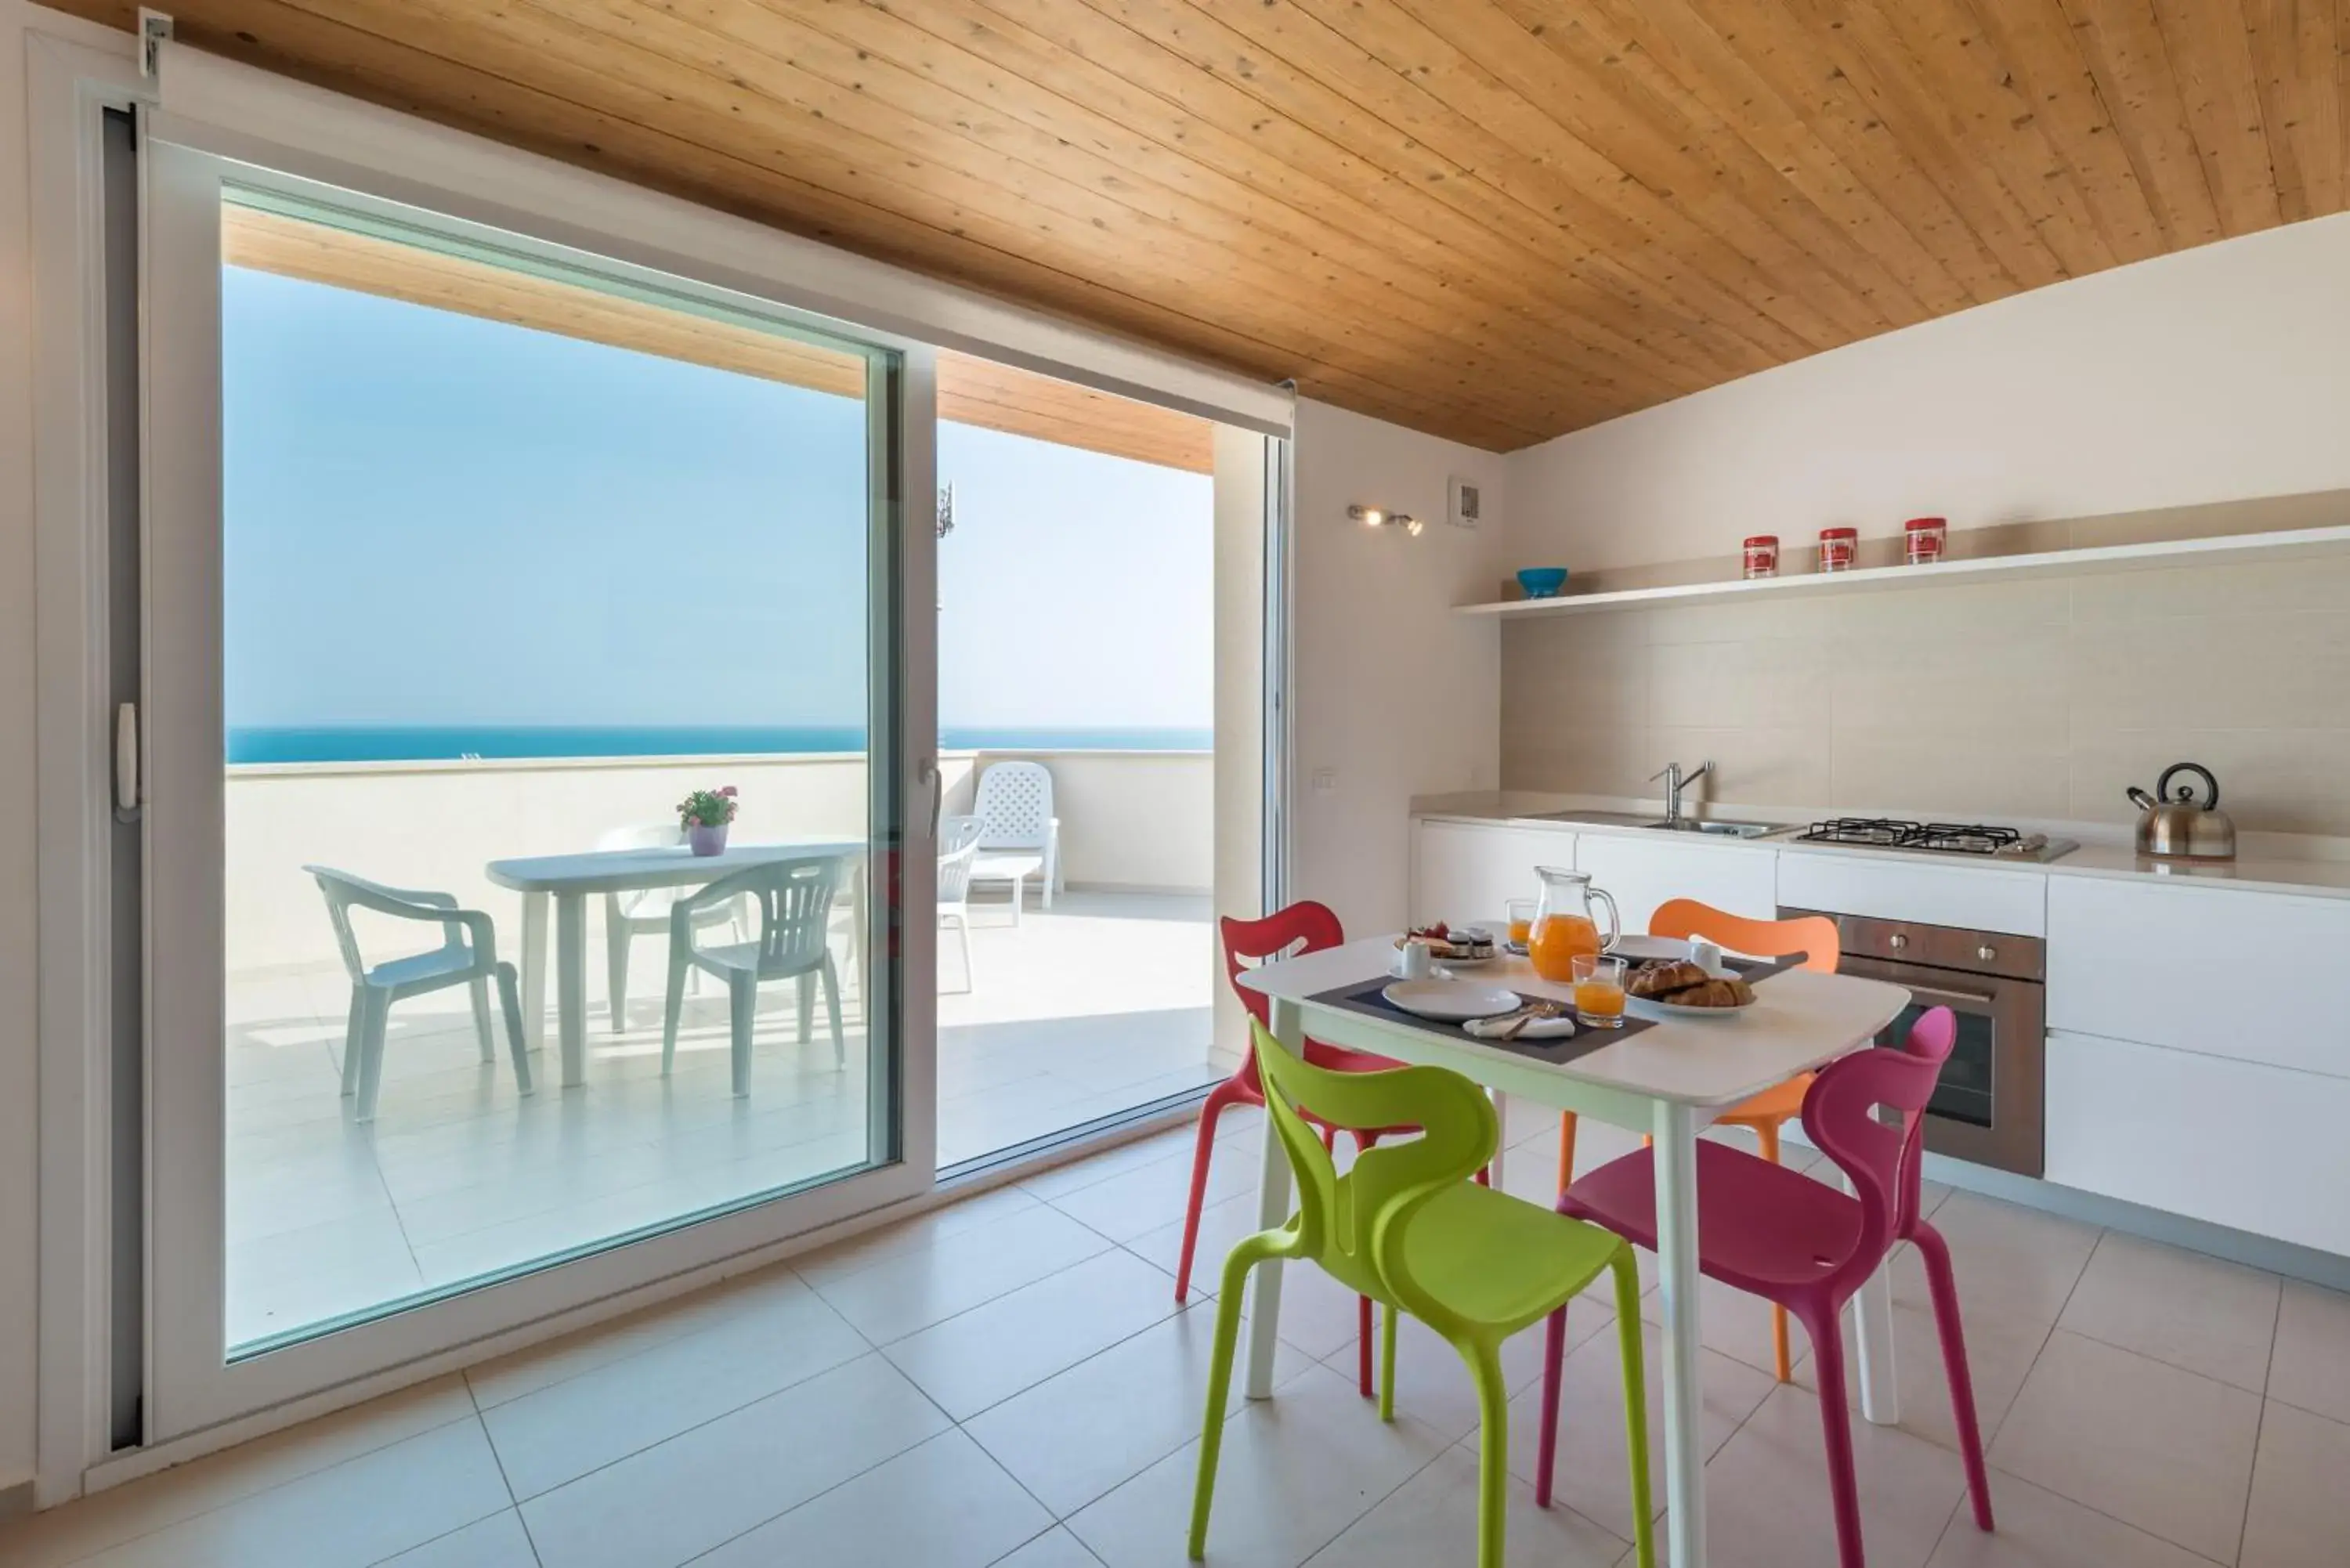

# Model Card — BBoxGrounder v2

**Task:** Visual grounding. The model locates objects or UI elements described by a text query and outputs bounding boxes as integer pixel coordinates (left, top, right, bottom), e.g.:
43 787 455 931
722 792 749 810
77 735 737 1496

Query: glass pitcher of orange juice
1528 866 1620 983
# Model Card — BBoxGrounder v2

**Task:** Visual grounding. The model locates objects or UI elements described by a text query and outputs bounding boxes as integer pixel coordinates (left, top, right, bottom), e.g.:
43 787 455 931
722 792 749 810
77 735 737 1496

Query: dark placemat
1306 950 1810 1068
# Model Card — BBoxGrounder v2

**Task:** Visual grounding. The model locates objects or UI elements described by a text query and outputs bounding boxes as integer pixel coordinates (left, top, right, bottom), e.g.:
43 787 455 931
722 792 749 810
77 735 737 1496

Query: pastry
1629 959 1708 998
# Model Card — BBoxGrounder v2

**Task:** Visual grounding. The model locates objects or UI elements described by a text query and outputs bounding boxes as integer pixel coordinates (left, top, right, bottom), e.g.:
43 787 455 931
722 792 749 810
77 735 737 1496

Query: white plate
1383 980 1522 1022
1609 934 1693 963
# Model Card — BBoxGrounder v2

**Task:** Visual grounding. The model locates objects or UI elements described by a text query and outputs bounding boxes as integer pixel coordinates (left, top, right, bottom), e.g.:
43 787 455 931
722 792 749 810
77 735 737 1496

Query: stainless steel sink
1641 819 1780 838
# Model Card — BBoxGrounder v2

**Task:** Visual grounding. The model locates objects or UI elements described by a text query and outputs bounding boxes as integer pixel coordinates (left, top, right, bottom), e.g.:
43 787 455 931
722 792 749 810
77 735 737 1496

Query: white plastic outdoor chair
597 823 747 1033
967 761 1061 926
662 854 847 1096
938 814 984 991
306 865 533 1122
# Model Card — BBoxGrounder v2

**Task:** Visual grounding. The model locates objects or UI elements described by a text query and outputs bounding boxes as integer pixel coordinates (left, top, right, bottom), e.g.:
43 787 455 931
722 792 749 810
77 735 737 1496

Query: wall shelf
1457 522 2350 619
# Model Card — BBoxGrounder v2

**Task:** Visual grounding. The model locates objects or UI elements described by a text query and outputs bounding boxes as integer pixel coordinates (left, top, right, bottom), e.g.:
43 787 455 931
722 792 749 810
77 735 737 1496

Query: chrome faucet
1652 760 1714 825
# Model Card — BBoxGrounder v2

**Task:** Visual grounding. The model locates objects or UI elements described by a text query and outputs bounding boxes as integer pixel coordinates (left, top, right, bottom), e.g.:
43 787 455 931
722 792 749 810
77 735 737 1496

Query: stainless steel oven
1780 907 2045 1177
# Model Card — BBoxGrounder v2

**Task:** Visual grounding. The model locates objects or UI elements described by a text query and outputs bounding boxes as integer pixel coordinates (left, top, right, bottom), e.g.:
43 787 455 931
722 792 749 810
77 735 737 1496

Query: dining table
485 837 866 1089
1235 938 1911 1567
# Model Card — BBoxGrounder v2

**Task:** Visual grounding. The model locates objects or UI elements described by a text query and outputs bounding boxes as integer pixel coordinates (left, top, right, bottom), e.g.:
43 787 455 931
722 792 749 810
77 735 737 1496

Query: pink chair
1180 902 1408 1398
1534 1008 1994 1566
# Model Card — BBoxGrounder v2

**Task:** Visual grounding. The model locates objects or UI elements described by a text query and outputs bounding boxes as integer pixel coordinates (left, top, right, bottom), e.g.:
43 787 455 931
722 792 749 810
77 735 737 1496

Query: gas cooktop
1793 818 2078 862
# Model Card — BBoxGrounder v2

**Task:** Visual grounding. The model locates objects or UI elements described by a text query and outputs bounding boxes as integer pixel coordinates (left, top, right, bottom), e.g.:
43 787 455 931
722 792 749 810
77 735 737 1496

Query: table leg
556 893 588 1089
1486 1091 1509 1189
1651 1100 1708 1568
1242 995 1303 1400
520 892 548 1059
1847 1165 1900 1425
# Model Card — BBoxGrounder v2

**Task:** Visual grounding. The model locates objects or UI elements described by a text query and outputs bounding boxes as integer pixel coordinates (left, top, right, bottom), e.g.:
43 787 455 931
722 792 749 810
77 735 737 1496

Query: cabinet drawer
2047 876 2350 1077
1573 833 1777 935
1410 821 1574 928
2045 1030 2350 1255
1776 852 2045 937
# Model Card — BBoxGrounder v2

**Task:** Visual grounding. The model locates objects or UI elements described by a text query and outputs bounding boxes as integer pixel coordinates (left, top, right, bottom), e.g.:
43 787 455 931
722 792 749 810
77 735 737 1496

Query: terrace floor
226 890 1217 1349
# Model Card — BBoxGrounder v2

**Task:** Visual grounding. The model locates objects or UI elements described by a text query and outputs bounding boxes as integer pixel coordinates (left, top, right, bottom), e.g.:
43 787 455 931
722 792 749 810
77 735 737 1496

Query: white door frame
136 121 942 1443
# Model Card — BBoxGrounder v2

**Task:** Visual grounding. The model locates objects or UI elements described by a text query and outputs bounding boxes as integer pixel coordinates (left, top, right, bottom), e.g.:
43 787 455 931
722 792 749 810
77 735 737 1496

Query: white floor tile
1791 1297 2047 1458
1897 1193 2100 1332
808 1201 1112 1344
990 1527 1106 1567
376 1510 541 1568
882 1249 1183 1418
1922 1471 2217 1568
68 1419 512 1568
692 1430 1051 1568
2265 1280 2350 1425
1304 1444 1627 1566
2239 1400 2350 1568
1068 1362 1452 1568
2056 1231 2280 1393
1480 1313 1773 1545
1989 1330 2259 1563
519 1353 948 1568
964 1299 1314 1518
482 1274 869 1498
1700 1381 1970 1568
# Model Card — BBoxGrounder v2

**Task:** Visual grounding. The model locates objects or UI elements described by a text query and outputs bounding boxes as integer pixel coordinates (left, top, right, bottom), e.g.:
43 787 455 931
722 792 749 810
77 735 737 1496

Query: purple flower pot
687 823 729 857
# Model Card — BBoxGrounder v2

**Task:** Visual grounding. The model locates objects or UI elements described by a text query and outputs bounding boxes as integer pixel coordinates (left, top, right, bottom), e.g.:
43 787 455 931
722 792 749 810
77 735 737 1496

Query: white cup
1688 937 1725 974
1391 940 1433 981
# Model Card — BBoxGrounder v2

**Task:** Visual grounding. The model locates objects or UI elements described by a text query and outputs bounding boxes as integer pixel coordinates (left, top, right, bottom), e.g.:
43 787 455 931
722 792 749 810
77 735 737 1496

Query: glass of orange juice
1505 898 1536 949
1571 953 1628 1028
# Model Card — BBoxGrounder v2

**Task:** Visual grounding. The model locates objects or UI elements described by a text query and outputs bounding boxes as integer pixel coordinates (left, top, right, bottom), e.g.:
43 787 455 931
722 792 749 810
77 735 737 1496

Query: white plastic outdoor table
485 839 866 1089
1235 939 1910 1568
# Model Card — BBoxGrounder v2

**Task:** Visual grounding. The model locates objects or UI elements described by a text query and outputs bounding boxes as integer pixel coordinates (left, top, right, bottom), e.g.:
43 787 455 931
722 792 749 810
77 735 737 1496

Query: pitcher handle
1591 887 1621 953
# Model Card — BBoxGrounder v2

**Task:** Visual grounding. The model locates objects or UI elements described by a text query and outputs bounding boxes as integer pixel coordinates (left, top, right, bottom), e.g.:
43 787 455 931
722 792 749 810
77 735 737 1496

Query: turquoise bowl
1516 567 1570 598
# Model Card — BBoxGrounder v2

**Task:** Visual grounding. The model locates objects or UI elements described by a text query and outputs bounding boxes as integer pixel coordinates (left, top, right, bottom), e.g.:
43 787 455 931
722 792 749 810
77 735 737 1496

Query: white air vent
1448 475 1482 529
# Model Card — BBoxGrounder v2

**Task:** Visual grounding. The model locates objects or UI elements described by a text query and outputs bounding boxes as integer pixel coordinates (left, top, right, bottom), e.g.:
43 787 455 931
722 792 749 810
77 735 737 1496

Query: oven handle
1894 978 2004 1013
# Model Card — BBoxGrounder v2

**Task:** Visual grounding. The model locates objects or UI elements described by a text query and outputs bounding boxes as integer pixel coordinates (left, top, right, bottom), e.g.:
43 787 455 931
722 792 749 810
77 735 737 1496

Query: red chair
1180 902 1408 1397
1534 1008 1994 1567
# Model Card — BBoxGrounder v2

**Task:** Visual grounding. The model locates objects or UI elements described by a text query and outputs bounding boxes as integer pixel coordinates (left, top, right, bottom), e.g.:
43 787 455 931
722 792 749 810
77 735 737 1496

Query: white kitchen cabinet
2048 876 2350 1078
1409 820 1575 927
1777 851 2046 937
2045 1029 2350 1255
1573 833 1778 935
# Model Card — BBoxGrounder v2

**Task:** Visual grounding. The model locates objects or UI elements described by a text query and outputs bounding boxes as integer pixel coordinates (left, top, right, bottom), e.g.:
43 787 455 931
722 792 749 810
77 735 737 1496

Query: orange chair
1553 898 1841 1382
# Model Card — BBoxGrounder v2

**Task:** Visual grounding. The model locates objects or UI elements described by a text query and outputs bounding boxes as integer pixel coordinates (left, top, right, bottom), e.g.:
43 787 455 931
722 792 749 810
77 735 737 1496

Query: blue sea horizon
227 724 1215 764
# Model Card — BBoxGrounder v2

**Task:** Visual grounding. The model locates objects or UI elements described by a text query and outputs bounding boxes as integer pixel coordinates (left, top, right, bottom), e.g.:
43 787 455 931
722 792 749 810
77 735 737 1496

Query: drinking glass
1571 953 1628 1029
1505 898 1536 949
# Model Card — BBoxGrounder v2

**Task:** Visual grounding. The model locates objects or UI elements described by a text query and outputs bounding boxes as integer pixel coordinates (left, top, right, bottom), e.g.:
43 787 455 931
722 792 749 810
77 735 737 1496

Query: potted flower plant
678 786 739 856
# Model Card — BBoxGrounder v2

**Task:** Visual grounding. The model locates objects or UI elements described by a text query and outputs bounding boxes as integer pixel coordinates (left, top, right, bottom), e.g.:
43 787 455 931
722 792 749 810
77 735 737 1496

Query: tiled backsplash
1500 552 2350 835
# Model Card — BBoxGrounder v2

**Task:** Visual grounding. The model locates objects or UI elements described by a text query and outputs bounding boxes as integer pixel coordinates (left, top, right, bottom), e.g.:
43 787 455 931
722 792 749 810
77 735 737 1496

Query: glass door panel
142 128 931 1438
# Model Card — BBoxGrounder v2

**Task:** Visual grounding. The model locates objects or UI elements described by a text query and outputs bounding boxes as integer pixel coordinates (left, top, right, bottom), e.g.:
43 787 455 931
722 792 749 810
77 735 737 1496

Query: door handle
114 701 142 823
917 757 942 838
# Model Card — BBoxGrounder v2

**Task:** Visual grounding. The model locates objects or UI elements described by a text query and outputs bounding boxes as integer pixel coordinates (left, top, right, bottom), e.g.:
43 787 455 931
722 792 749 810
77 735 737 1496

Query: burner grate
1798 818 2026 855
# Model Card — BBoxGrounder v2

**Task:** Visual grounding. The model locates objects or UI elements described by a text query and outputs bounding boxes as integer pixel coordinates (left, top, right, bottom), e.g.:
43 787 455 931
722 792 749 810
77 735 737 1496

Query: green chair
1189 1022 1655 1568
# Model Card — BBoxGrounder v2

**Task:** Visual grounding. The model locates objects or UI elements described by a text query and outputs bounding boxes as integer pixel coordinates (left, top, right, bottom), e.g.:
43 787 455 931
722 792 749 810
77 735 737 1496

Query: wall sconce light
1349 504 1423 537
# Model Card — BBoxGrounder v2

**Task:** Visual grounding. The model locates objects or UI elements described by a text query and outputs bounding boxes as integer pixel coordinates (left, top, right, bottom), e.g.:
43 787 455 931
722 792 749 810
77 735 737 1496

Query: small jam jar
1742 534 1780 579
1817 526 1858 573
1904 515 1947 565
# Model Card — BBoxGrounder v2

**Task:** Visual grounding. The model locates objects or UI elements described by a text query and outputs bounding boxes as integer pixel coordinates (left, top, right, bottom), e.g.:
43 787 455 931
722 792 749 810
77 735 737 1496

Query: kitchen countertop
1412 793 2350 902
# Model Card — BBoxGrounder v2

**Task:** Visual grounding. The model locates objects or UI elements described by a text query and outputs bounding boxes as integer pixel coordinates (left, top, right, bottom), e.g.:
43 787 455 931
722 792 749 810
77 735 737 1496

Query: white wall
1509 209 2350 570
1288 400 1511 935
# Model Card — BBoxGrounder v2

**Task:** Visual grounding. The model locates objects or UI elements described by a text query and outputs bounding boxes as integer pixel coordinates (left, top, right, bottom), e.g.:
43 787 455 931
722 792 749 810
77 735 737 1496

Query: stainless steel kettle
2127 762 2236 861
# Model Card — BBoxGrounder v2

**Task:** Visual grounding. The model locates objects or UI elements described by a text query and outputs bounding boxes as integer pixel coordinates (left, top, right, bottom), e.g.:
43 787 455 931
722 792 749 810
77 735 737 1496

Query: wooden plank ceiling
63 0 2350 450
224 203 1217 471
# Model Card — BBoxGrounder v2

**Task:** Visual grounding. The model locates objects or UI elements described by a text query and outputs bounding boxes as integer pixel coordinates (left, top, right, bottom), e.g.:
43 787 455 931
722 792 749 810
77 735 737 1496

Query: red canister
1742 534 1780 579
1817 526 1858 573
1904 516 1947 565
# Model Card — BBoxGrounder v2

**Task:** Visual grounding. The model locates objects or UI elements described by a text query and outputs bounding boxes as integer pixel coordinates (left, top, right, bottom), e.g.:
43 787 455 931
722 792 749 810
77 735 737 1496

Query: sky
221 266 1213 737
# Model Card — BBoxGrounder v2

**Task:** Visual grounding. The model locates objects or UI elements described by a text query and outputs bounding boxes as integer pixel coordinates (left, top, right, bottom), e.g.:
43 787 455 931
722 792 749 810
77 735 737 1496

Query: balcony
224 748 1219 1349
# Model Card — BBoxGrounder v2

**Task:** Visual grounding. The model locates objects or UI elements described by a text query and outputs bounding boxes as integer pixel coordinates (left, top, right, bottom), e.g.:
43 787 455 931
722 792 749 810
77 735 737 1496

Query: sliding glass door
139 123 935 1439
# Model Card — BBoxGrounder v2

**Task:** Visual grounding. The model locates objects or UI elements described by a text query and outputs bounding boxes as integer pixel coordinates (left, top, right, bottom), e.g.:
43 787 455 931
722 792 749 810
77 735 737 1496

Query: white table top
484 837 865 894
1238 938 1910 1110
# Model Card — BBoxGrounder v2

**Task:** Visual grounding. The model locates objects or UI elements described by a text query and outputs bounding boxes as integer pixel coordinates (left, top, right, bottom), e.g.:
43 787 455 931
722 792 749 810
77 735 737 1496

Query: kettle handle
2157 761 2219 810
2126 786 2160 811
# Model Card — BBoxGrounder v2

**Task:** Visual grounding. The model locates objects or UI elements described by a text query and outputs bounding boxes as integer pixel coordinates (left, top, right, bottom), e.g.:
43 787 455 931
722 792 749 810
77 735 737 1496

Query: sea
226 724 1215 764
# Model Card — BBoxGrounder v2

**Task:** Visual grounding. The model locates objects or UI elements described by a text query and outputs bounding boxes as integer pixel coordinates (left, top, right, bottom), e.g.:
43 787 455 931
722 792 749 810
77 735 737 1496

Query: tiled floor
225 891 1217 1346
9 1106 2348 1568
